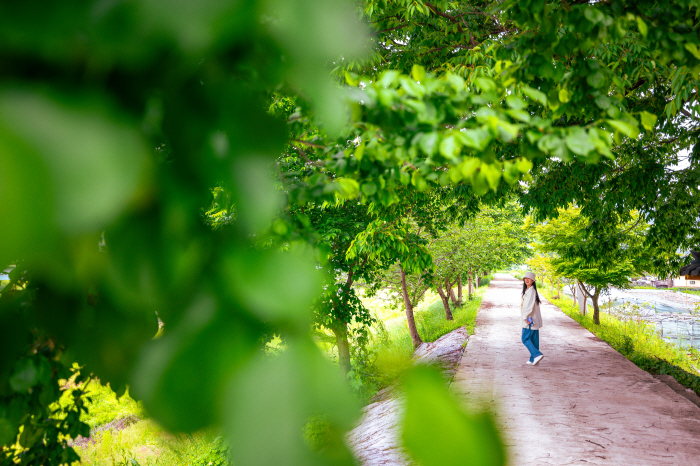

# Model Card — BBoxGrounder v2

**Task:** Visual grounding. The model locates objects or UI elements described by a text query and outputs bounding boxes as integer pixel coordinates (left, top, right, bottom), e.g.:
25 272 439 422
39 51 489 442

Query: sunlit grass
75 420 229 466
361 284 487 391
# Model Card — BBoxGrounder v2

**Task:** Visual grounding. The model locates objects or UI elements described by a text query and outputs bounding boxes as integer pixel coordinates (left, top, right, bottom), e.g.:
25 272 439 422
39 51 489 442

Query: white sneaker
533 355 544 365
526 360 533 365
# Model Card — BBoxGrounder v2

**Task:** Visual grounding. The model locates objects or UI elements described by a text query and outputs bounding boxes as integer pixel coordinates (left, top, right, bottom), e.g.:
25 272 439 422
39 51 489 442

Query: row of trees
371 200 529 349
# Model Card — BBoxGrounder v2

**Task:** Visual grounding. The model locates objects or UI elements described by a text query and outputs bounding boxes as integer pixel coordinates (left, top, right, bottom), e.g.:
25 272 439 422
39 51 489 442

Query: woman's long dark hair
522 281 542 305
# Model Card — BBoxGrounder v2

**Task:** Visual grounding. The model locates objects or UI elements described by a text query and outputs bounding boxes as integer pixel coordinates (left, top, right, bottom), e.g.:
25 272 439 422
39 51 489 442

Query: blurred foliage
0 0 366 464
401 365 505 466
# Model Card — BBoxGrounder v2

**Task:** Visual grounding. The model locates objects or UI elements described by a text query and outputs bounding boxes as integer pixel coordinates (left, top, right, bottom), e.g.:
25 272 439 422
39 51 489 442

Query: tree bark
400 265 423 348
436 283 454 320
448 284 458 306
468 270 473 300
591 288 601 325
332 325 351 376
457 275 463 305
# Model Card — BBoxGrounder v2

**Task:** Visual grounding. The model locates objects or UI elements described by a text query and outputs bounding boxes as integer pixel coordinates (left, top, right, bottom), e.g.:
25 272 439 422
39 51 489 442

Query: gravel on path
452 273 700 466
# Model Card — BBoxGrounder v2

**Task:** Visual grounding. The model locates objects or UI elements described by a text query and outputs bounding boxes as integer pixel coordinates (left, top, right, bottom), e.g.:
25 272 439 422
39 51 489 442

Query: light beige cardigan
521 286 543 329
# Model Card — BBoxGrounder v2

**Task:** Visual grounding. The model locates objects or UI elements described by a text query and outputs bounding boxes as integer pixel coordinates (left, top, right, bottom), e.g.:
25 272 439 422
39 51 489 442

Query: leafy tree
526 254 562 297
531 206 647 324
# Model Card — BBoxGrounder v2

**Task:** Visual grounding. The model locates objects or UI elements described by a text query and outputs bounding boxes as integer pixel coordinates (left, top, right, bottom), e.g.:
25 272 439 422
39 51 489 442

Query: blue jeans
522 327 543 362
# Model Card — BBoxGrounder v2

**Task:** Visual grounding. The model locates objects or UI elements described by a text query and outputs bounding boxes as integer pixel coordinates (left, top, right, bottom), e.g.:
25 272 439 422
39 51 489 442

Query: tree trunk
400 265 423 348
436 283 454 320
468 271 473 300
332 325 351 376
476 275 481 288
448 284 458 306
457 275 463 305
592 288 601 325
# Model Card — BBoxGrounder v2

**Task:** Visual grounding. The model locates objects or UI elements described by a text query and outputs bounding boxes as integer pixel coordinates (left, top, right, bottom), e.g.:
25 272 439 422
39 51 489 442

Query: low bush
479 274 494 288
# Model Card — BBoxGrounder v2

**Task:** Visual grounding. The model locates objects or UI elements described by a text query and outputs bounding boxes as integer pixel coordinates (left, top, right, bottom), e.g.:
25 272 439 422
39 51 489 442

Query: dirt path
452 274 700 465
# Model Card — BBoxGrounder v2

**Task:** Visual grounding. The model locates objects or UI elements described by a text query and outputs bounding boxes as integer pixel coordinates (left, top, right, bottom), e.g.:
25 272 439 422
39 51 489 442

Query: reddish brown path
451 274 700 466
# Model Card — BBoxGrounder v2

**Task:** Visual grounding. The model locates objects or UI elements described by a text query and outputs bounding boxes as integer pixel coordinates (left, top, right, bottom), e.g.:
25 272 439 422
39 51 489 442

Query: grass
539 286 700 395
75 421 229 466
360 284 487 393
670 286 700 296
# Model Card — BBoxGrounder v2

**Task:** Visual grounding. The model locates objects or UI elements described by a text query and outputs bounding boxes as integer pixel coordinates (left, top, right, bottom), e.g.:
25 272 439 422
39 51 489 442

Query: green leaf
361 182 378 196
459 128 492 151
401 366 505 466
520 86 547 106
379 70 400 88
439 135 460 160
411 64 426 81
586 71 606 88
636 17 648 38
459 158 481 178
607 119 640 139
474 77 497 92
685 43 700 60
537 134 569 160
399 77 425 98
640 111 657 131
506 95 527 110
225 341 359 466
418 132 439 156
506 109 531 123
565 127 596 156
558 88 571 103
481 162 502 190
515 157 533 173
344 71 359 86
9 359 38 393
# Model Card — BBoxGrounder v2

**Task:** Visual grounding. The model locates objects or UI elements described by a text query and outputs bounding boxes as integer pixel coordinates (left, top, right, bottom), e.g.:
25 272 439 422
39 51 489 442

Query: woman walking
521 271 544 365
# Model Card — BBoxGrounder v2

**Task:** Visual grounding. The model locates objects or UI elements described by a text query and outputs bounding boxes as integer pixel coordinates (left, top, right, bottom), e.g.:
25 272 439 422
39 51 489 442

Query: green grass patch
541 288 700 395
55 378 143 431
670 287 700 296
361 286 486 393
76 420 230 466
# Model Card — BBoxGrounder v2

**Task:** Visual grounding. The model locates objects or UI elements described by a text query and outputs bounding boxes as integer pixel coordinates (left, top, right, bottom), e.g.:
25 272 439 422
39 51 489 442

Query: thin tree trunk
457 275 463 305
436 283 454 320
332 325 351 376
448 284 458 306
400 265 423 348
592 288 601 325
468 271 473 300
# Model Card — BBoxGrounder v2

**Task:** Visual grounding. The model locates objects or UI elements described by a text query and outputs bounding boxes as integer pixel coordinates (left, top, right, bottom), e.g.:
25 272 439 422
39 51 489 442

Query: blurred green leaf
640 111 658 131
225 339 359 466
401 365 505 466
